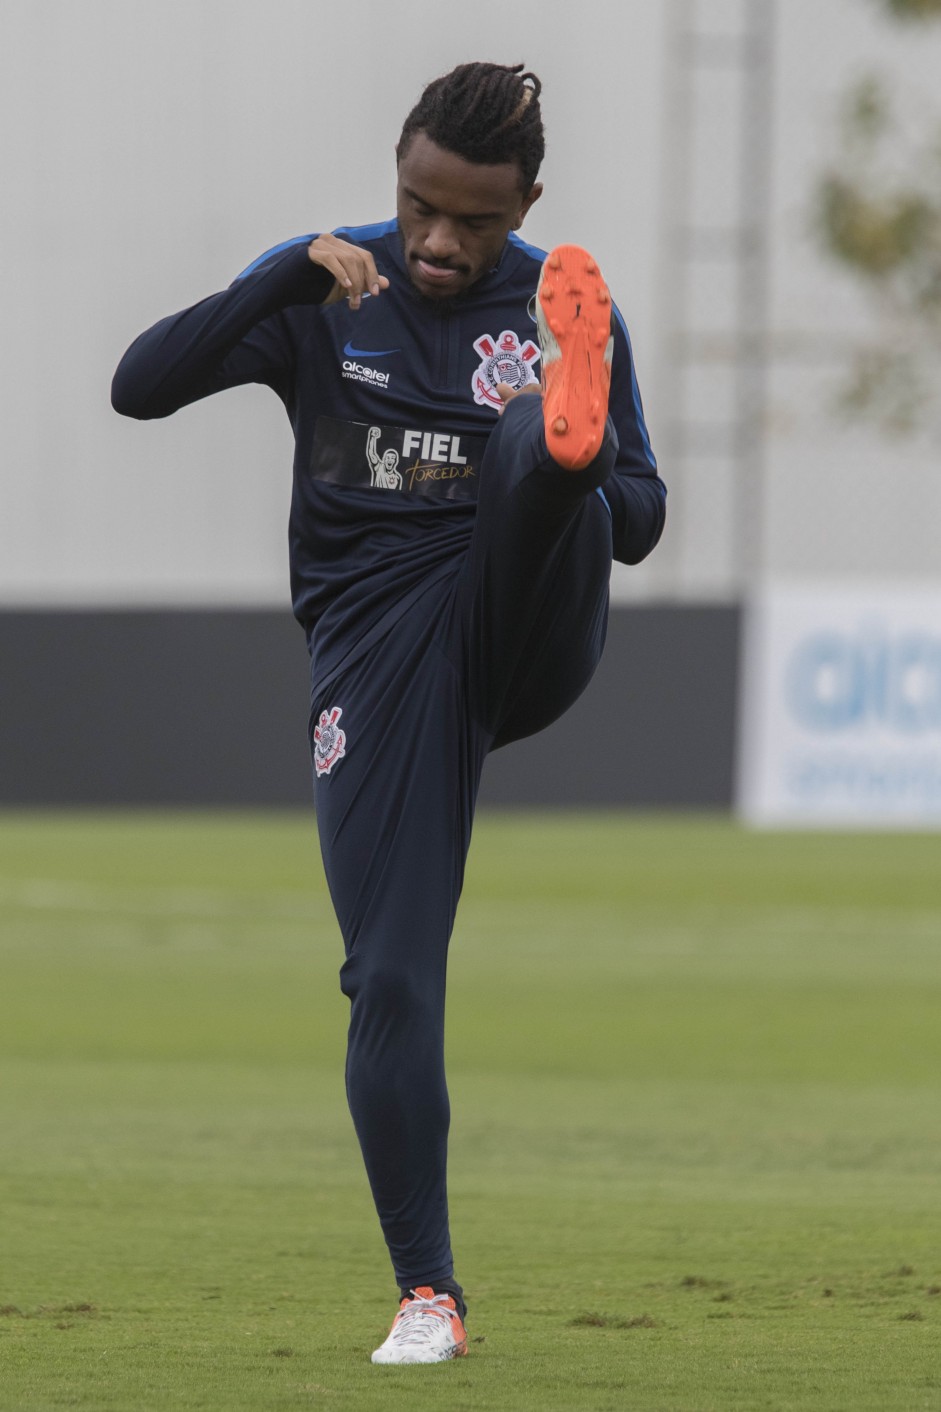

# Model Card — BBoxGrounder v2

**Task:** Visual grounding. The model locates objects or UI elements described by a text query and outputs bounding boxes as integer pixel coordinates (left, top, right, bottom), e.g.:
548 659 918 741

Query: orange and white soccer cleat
370 1286 468 1365
536 243 615 471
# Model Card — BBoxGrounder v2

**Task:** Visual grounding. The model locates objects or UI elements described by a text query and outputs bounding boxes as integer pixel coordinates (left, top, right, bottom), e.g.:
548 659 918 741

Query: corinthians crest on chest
471 329 540 410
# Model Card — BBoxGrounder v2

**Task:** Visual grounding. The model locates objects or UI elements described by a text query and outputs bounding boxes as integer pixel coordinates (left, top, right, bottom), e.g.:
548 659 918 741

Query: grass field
1 811 940 1411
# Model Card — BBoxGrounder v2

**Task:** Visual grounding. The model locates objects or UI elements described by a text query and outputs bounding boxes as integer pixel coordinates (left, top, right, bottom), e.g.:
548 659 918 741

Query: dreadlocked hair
396 61 545 191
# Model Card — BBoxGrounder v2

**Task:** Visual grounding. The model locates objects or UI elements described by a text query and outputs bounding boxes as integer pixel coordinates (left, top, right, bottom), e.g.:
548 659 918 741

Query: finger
307 249 355 305
308 242 366 293
309 236 391 300
332 244 386 298
348 268 390 309
328 246 377 298
359 252 389 298
496 381 541 399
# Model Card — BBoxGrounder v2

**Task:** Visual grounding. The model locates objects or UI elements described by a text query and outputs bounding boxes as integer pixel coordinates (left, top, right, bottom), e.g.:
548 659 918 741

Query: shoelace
387 1292 458 1347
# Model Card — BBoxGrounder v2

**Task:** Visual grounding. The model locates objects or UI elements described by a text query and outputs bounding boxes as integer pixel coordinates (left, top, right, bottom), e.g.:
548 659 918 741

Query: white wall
646 0 941 600
761 0 941 587
0 0 665 607
0 0 938 608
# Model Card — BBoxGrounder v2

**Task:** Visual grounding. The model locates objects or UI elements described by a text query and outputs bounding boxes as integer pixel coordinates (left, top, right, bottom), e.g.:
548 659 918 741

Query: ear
516 181 544 229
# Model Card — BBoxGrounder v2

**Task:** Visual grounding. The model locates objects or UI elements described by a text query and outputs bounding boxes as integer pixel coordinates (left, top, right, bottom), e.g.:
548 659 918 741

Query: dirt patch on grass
0 1303 97 1321
570 1312 658 1330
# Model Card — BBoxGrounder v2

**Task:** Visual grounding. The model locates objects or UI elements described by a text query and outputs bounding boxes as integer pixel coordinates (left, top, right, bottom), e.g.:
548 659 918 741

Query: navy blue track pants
310 395 615 1291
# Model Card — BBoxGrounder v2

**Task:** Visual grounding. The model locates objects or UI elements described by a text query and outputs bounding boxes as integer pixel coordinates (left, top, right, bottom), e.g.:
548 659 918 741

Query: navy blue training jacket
112 220 666 690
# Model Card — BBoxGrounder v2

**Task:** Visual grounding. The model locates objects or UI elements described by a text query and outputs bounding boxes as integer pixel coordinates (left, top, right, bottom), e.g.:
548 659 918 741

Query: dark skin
306 132 544 409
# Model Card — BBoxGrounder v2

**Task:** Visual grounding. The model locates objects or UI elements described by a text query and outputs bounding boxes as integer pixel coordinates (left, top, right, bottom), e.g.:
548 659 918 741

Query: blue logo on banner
787 631 941 734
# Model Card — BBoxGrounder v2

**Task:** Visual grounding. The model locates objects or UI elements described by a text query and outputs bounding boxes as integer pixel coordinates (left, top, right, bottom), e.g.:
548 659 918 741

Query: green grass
1 811 940 1411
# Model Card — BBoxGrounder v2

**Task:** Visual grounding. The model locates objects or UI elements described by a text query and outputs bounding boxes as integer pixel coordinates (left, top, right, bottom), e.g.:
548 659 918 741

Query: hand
495 381 542 416
308 234 390 310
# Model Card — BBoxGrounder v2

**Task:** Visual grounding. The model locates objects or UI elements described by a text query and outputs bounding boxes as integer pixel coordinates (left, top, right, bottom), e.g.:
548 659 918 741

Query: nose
423 218 461 262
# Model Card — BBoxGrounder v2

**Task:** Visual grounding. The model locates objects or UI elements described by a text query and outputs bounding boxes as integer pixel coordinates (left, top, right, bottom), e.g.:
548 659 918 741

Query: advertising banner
737 584 941 827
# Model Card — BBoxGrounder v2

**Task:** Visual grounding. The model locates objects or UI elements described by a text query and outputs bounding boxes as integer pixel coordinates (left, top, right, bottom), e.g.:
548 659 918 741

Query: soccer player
112 61 665 1364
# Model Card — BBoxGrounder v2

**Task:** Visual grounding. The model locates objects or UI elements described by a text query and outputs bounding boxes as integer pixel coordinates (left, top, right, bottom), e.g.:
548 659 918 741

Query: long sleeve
603 309 667 565
111 239 334 420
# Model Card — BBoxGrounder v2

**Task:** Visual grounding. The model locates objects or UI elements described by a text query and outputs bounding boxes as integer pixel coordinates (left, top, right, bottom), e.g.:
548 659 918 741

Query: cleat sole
536 244 614 470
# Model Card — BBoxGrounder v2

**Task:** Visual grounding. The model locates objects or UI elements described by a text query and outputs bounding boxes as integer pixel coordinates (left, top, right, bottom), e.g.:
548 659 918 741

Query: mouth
412 258 466 291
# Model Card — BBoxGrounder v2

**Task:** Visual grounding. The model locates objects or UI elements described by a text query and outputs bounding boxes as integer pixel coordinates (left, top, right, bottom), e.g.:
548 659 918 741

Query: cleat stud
547 253 561 270
586 261 598 275
598 289 610 304
552 417 568 435
541 286 554 301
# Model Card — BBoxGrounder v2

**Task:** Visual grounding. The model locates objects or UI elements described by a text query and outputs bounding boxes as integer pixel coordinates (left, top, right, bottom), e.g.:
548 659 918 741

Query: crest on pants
313 706 346 777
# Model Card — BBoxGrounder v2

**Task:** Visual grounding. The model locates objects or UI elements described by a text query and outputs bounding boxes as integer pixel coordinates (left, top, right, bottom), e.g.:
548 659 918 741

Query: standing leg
310 613 487 1307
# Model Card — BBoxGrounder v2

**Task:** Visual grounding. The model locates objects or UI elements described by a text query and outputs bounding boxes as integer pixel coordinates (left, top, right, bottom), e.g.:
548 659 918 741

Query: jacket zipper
434 311 461 392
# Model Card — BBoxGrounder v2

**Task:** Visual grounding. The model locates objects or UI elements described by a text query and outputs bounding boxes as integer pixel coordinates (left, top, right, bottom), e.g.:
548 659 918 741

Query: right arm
111 235 389 420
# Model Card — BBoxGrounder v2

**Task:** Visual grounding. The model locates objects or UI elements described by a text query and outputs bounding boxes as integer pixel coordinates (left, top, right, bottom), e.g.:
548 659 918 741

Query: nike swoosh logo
343 341 401 359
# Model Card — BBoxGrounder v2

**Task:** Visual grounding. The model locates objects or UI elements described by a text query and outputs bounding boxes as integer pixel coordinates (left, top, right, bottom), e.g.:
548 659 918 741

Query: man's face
396 131 542 302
